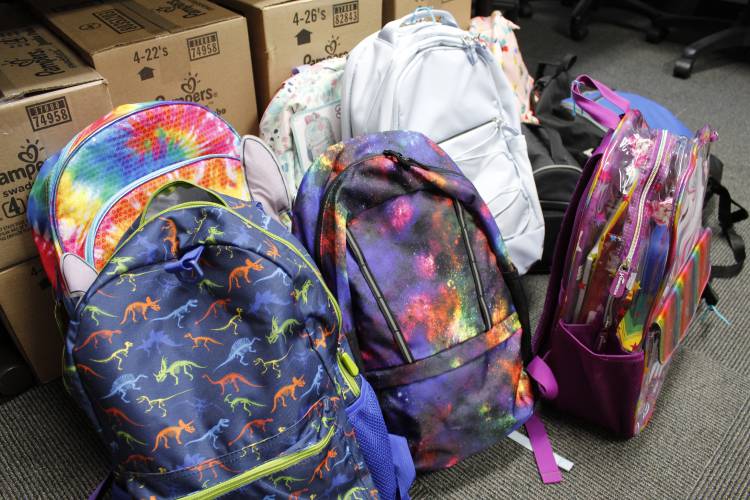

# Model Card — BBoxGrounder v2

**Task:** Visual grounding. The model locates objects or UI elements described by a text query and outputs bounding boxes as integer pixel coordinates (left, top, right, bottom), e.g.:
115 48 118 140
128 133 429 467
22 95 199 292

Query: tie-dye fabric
28 101 246 290
64 188 379 498
292 131 534 471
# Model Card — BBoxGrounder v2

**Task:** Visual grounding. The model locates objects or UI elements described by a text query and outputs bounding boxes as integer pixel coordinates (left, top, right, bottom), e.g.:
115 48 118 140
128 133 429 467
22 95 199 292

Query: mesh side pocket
345 377 398 499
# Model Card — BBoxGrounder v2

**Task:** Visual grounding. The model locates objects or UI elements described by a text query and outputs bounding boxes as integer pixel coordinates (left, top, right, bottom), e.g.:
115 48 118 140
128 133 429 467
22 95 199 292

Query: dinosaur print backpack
292 131 560 480
27 101 251 297
63 183 413 498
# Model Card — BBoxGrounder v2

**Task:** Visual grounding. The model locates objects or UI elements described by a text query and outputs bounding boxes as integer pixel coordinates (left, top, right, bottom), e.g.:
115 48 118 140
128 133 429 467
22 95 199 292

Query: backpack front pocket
365 315 534 471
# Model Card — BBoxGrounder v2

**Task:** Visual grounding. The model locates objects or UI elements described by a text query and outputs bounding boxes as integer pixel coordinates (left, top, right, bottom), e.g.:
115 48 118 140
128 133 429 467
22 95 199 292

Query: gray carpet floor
1 2 748 498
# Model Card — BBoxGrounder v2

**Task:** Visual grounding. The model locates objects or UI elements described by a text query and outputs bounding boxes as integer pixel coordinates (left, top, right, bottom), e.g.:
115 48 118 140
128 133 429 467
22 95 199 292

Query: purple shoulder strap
571 75 630 130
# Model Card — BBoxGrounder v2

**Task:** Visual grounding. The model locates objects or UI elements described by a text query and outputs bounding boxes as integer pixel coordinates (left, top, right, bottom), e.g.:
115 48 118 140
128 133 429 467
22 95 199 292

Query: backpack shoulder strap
705 176 747 278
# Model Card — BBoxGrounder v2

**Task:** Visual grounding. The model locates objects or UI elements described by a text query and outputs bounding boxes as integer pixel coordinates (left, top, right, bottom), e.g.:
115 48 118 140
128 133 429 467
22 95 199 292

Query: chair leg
674 26 750 78
570 0 596 40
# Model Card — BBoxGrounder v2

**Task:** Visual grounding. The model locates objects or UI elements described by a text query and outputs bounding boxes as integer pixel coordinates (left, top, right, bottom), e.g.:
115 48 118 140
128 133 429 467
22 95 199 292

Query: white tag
507 431 575 472
61 253 98 297
290 101 342 171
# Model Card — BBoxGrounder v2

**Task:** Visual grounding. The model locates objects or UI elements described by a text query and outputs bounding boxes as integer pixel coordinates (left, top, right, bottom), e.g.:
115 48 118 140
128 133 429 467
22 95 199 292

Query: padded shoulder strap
705 177 748 278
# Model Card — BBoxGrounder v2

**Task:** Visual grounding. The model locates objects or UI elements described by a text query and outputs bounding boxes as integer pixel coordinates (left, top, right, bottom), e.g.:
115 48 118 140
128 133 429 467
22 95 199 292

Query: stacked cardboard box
214 0 382 110
383 0 472 29
0 6 114 383
29 0 258 134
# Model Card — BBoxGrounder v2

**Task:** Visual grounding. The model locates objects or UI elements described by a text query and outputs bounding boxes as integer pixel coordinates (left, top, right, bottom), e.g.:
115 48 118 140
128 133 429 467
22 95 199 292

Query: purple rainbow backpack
292 130 561 482
535 76 718 437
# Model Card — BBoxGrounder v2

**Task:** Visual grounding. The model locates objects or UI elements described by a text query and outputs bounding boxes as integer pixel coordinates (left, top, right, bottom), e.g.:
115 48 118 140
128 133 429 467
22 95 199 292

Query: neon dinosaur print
185 418 230 449
123 454 154 467
160 217 179 257
314 325 335 350
195 298 231 326
152 299 198 328
339 486 368 500
289 488 309 500
309 448 337 482
197 278 223 294
214 339 259 375
264 239 281 259
76 363 104 379
228 258 264 291
224 394 265 416
106 256 134 276
267 317 302 344
227 418 273 446
135 329 180 357
101 374 147 403
270 474 303 489
189 211 208 242
199 226 223 245
115 269 159 292
184 333 223 351
211 307 244 335
74 329 122 352
253 346 292 378
249 289 291 315
117 430 147 449
83 305 116 326
136 389 192 417
202 373 261 395
121 297 160 324
299 365 325 399
154 357 206 385
254 267 292 287
102 406 143 427
291 280 313 304
152 419 195 451
91 341 133 371
271 376 305 413
188 458 239 483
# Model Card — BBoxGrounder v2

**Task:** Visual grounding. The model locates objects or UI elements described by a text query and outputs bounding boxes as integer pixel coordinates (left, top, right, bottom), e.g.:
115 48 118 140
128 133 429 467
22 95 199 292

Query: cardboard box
214 0 381 110
0 258 61 383
0 6 113 270
383 0 472 29
29 0 258 134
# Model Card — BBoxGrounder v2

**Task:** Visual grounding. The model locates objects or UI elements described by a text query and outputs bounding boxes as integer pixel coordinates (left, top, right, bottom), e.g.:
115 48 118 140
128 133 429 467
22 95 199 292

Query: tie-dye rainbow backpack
27 101 251 296
292 130 562 482
61 181 412 498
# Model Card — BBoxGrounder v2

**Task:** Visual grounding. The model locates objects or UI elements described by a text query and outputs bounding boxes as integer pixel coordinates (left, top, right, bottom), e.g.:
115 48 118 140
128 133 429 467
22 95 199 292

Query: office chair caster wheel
520 2 533 17
570 21 589 41
673 58 694 78
646 25 668 43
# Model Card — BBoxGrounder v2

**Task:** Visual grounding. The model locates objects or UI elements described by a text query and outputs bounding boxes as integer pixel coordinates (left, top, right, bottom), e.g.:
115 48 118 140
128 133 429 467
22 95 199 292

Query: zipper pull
383 149 411 168
610 264 630 298
462 35 477 65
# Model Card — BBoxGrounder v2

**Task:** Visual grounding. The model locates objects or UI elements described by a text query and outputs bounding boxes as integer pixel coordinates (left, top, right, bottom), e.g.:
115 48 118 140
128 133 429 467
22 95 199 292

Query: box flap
28 0 241 55
0 6 103 101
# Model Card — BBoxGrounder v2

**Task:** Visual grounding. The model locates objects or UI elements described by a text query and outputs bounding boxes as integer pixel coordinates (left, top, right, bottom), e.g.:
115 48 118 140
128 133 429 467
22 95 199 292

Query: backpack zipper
178 425 336 500
454 201 492 331
83 154 238 264
47 102 238 247
597 131 668 350
345 227 414 364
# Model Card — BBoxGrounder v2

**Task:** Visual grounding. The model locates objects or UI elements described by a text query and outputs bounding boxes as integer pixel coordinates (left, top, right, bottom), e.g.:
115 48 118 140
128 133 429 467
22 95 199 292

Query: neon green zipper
179 425 336 500
99 200 359 399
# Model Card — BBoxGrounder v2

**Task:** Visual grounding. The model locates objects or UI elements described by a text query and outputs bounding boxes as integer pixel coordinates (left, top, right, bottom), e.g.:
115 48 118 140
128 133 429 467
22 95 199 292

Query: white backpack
341 9 544 274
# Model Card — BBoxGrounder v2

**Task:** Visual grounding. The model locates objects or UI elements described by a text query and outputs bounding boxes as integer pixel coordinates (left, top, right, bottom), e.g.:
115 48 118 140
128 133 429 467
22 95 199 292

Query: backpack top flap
65 188 374 498
28 101 242 291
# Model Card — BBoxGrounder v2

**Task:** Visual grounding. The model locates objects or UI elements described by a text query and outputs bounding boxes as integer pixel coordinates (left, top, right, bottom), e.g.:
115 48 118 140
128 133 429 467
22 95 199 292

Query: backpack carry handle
379 8 459 44
571 75 630 130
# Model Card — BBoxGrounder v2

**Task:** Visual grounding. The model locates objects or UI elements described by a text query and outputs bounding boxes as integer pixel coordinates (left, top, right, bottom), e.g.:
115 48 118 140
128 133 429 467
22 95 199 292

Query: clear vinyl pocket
439 119 532 239
117 397 374 499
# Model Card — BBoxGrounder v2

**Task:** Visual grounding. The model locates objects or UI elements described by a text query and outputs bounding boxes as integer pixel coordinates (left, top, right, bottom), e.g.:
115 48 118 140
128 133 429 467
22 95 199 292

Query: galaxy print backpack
60 183 412 498
292 130 561 482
